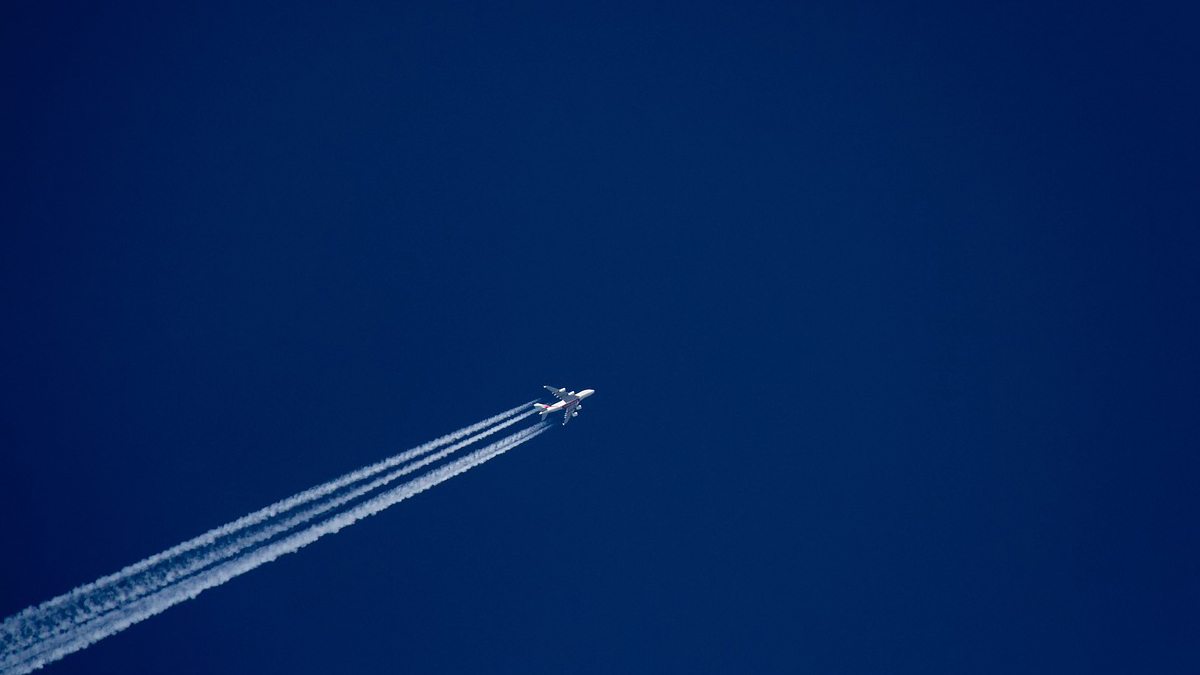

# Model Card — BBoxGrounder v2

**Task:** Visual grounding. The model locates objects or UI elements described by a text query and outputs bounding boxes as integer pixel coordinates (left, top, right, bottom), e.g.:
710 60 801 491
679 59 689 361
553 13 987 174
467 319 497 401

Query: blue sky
2 2 1197 673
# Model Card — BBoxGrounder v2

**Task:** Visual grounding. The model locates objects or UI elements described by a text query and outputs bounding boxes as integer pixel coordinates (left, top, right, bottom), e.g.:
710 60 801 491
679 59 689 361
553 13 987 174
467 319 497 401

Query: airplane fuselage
541 389 593 414
534 386 595 425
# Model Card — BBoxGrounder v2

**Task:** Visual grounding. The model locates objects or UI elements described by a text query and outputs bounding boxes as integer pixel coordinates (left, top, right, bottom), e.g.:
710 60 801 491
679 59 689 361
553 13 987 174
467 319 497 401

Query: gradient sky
2 2 1197 673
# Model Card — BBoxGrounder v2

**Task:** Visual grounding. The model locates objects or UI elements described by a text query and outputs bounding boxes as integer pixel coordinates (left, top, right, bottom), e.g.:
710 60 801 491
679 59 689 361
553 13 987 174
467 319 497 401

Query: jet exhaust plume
1 408 547 674
6 409 539 655
0 401 531 654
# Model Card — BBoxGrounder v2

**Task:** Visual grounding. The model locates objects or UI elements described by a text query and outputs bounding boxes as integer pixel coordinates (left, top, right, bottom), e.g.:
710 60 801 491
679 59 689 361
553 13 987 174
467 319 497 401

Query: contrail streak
2 422 550 675
0 402 534 657
6 409 539 656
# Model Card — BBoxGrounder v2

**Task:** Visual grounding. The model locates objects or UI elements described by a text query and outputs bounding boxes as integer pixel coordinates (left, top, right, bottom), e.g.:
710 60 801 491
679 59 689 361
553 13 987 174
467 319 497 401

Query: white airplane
534 385 595 425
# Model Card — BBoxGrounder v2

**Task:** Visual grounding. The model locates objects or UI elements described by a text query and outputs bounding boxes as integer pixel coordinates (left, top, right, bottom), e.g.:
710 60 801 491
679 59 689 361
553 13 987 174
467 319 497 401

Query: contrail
0 401 530 654
4 409 540 657
0 402 534 658
71 409 541 626
2 422 550 675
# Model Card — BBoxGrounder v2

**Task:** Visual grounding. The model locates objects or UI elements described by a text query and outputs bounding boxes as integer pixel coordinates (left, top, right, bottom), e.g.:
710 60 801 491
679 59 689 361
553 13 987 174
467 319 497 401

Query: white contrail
82 410 540 615
2 422 550 675
5 409 540 656
0 402 533 656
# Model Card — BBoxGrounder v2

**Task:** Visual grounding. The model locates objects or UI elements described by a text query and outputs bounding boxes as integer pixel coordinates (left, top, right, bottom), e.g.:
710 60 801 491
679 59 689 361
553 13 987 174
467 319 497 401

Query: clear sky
2 2 1197 673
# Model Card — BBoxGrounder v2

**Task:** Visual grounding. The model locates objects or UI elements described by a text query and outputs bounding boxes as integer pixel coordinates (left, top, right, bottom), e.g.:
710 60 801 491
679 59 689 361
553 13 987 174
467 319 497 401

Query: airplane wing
562 408 572 425
544 385 574 402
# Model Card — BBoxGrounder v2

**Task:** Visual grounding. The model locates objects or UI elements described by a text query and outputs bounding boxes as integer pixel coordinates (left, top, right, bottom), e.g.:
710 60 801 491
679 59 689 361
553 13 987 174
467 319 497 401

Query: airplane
533 385 595 425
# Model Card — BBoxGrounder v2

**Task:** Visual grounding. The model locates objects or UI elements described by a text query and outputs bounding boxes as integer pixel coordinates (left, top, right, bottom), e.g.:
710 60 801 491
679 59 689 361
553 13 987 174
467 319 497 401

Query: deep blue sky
2 2 1197 673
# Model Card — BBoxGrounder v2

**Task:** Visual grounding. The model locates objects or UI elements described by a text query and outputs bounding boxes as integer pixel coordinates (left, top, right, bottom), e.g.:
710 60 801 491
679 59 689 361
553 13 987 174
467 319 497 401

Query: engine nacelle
572 411 579 417
576 404 582 410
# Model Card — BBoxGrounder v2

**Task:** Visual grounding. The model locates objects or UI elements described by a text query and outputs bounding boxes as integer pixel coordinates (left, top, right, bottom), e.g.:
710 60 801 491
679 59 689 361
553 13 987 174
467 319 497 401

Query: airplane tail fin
532 402 551 419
